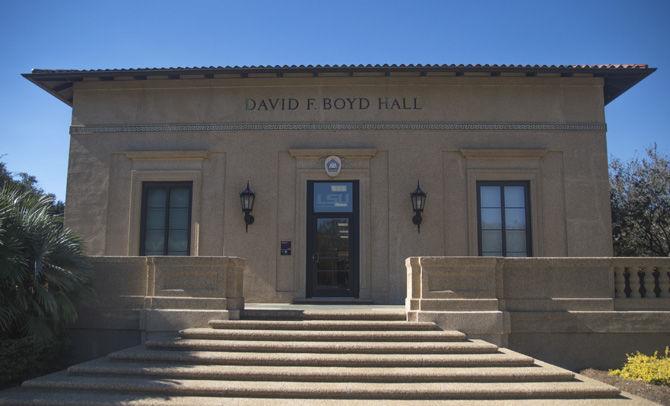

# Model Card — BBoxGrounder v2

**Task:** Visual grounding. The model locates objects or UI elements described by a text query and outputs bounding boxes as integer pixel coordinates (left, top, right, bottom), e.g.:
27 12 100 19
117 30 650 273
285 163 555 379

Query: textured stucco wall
64 75 612 303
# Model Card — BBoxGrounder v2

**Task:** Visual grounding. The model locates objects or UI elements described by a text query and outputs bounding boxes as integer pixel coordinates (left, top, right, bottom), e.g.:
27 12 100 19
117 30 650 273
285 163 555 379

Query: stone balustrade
406 257 670 314
405 256 670 370
612 258 670 299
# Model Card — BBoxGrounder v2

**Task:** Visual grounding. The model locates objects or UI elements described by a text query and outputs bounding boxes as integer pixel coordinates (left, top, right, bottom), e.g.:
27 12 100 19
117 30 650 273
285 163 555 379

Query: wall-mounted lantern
410 180 427 233
240 181 255 232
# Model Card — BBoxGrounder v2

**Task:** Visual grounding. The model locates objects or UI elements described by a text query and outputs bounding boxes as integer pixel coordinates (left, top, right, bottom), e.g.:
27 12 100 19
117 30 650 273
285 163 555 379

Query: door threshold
293 297 373 305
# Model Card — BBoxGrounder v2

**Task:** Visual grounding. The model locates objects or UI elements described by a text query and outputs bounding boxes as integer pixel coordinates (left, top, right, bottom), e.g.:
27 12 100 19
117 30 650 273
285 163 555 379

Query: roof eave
22 72 74 106
602 67 656 104
23 65 656 107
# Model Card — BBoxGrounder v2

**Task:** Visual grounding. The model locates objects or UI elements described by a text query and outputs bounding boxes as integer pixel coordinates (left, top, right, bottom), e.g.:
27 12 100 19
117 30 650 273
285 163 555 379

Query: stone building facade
24 64 655 304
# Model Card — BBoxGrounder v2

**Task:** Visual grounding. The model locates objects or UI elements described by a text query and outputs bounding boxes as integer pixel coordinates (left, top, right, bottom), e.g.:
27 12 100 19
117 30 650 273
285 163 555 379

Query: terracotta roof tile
28 63 651 74
22 63 656 106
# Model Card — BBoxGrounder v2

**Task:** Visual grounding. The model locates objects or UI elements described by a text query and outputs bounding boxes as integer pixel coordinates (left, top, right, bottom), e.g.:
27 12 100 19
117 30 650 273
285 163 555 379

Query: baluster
630 267 642 298
652 267 661 298
623 268 632 298
614 267 625 298
638 267 647 298
660 267 670 298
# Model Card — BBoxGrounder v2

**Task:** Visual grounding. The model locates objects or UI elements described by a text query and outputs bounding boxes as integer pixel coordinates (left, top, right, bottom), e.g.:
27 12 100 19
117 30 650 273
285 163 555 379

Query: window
477 181 531 257
140 182 192 256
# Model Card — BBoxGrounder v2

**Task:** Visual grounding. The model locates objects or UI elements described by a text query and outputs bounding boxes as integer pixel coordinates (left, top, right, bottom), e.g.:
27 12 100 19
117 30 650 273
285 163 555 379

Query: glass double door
306 181 359 298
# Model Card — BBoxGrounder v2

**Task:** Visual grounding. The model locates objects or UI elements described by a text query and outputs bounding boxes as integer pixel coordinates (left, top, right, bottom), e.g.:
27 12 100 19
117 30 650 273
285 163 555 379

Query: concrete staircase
0 309 646 405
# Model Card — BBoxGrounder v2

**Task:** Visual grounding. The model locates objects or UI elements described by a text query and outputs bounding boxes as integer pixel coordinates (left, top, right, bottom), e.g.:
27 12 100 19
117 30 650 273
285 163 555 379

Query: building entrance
306 181 359 297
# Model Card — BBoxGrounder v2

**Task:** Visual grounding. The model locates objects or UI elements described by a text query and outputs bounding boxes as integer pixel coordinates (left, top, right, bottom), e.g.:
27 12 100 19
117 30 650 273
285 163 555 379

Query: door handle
311 253 319 263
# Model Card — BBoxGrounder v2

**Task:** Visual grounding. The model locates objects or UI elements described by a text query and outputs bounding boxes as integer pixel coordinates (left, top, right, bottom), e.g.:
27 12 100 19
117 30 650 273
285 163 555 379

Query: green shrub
0 185 91 340
609 347 670 386
0 185 91 386
0 335 67 388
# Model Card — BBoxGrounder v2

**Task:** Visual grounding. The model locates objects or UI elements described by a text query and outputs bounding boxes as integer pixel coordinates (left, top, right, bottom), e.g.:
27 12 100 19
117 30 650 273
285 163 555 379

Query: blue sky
1 0 668 201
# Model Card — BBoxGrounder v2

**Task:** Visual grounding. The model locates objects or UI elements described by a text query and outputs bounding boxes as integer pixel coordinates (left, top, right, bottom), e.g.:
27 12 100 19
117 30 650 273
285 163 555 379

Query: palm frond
0 184 91 338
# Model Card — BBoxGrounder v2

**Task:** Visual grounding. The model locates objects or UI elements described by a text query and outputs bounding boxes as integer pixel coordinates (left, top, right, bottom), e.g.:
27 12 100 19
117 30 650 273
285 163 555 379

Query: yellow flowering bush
609 347 670 386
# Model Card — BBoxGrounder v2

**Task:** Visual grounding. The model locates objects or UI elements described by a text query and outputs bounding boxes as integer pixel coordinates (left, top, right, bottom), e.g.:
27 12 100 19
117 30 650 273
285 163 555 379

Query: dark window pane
481 208 502 229
316 218 349 253
145 208 166 230
168 229 189 253
169 208 189 230
477 182 531 257
317 270 349 288
144 230 165 253
141 183 192 256
170 188 190 208
481 230 502 253
317 258 337 270
482 251 502 257
146 188 166 208
480 186 501 207
506 230 527 254
504 186 525 207
505 208 526 230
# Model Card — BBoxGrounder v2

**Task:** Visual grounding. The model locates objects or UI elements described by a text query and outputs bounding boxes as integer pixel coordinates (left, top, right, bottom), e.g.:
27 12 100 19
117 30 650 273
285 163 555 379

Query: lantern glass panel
411 184 426 212
241 193 253 211
240 183 255 211
416 193 426 210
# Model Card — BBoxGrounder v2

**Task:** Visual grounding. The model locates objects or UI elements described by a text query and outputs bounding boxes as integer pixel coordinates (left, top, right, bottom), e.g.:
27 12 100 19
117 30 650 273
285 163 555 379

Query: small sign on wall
280 240 292 256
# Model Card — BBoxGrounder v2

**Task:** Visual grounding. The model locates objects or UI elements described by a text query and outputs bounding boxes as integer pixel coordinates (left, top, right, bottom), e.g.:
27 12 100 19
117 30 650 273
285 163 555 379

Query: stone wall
68 256 246 363
63 74 613 304
406 256 670 370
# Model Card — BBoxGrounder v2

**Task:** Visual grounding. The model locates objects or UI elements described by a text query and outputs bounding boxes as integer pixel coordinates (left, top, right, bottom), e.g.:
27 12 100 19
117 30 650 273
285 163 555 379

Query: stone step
0 389 648 406
69 359 576 383
292 298 374 305
21 372 621 400
144 296 229 310
208 319 440 331
179 328 467 342
109 346 536 367
144 338 498 354
240 309 406 321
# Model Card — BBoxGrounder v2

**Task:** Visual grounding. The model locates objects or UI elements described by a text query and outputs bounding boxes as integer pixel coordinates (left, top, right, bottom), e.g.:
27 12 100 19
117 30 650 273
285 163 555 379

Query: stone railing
86 256 247 312
406 257 670 314
612 258 670 299
70 256 247 362
405 256 670 370
145 256 246 310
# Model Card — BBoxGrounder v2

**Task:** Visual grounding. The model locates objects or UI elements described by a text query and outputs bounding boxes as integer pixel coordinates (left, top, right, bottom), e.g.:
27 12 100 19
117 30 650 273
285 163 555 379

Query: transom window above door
477 181 531 257
313 182 353 213
140 182 192 256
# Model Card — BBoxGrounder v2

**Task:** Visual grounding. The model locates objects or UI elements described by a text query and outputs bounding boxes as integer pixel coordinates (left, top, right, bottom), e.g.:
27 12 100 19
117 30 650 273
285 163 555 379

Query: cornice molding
124 150 209 160
70 121 606 134
288 148 377 159
459 148 548 159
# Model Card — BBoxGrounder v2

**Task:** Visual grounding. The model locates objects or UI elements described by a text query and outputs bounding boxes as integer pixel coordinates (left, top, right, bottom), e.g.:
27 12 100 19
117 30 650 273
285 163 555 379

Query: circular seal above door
324 156 342 177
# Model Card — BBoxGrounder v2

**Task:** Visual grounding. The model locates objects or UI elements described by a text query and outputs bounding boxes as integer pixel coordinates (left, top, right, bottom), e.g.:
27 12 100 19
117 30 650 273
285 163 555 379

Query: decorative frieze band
70 121 606 134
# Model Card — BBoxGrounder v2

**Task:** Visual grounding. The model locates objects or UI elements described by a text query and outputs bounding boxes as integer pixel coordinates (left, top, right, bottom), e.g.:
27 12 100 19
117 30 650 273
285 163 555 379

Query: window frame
139 181 193 256
476 180 532 257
